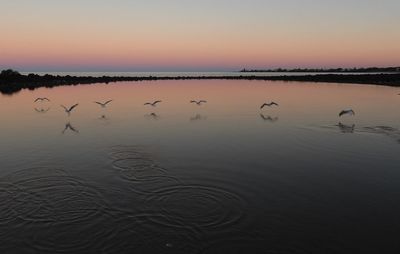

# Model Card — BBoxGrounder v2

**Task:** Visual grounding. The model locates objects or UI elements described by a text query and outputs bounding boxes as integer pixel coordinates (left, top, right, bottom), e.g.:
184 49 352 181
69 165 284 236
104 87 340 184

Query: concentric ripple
109 145 181 194
146 185 246 230
0 167 110 226
100 214 204 254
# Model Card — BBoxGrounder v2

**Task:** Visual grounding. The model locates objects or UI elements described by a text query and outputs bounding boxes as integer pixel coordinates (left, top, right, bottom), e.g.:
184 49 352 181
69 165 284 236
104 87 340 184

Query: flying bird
339 109 355 117
61 104 79 115
260 102 279 109
94 100 113 108
34 97 50 102
190 100 207 105
144 100 162 107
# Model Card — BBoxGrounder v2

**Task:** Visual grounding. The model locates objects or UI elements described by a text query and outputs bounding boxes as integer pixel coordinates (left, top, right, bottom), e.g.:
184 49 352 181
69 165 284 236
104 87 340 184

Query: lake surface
1 80 400 253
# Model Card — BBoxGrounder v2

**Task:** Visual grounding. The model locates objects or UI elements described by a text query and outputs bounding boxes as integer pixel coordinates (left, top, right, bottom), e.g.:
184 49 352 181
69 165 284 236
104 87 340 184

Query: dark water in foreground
0 80 400 253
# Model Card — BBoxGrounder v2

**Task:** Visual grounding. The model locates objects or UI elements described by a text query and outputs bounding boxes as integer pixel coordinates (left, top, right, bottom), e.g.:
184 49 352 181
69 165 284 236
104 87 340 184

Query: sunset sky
1 0 399 71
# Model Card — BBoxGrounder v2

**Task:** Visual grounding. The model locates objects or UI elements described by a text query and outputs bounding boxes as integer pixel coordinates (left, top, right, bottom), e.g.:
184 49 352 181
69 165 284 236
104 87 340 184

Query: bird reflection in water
337 122 355 133
99 114 108 120
190 114 207 122
62 122 79 134
34 107 50 114
145 113 160 120
259 114 279 123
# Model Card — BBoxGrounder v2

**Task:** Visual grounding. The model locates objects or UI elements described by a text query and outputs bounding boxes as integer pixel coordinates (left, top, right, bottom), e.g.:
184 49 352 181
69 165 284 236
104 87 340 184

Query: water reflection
190 114 207 122
259 114 279 123
1 80 400 252
337 122 355 133
34 107 50 113
98 114 108 120
62 122 79 134
145 112 160 120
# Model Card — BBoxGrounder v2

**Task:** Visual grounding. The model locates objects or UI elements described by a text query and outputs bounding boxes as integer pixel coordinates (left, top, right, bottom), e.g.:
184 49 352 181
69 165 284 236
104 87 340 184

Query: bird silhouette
190 100 207 105
144 100 162 107
260 114 279 122
62 122 79 134
61 104 79 115
34 97 50 102
94 100 113 108
260 102 279 109
339 109 355 117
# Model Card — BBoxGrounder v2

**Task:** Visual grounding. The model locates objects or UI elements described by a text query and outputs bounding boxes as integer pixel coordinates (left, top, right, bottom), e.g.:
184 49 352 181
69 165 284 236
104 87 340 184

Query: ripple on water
100 214 204 254
109 145 182 194
146 185 246 231
0 167 110 225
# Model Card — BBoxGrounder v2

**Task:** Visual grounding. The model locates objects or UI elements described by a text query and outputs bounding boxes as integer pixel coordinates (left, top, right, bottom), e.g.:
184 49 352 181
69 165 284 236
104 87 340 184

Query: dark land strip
1 70 400 95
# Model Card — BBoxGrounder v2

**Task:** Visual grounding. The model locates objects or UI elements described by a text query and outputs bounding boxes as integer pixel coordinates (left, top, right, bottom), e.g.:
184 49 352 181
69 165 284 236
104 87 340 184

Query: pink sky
1 1 399 71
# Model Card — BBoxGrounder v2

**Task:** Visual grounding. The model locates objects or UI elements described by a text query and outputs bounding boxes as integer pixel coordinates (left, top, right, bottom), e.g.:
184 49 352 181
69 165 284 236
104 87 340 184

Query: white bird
61 104 79 115
260 102 279 109
94 100 113 108
34 97 50 102
144 100 162 107
190 100 207 105
339 109 355 117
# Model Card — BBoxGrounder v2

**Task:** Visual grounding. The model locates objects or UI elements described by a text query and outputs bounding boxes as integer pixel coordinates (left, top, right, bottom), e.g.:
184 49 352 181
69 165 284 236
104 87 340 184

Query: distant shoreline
239 67 400 73
1 70 400 95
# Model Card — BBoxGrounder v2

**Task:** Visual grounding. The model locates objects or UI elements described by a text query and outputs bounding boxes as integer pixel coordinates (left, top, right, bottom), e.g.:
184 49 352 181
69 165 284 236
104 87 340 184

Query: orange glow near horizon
1 1 399 70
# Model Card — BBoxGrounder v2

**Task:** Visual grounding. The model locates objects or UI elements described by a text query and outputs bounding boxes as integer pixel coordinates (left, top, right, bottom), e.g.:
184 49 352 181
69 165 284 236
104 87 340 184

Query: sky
1 0 399 71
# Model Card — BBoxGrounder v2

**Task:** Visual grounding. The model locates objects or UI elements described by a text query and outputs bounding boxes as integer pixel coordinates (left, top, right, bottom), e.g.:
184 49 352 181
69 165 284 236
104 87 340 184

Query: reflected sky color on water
1 80 400 253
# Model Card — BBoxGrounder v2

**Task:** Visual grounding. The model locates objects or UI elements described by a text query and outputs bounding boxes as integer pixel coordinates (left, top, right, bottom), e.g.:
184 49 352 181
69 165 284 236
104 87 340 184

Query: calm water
1 80 400 253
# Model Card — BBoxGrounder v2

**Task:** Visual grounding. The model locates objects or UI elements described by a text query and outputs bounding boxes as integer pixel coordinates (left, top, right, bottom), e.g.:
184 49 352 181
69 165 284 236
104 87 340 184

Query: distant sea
20 71 391 77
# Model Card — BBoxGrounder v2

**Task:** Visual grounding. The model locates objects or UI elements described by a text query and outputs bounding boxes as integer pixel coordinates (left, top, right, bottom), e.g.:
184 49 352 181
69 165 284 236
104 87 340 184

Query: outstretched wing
339 110 346 117
190 100 197 104
94 101 103 106
61 105 68 111
104 100 113 105
69 124 79 133
69 104 79 112
260 103 267 109
34 98 42 102
144 102 152 105
43 98 50 102
199 100 207 103
271 102 279 106
153 100 162 105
